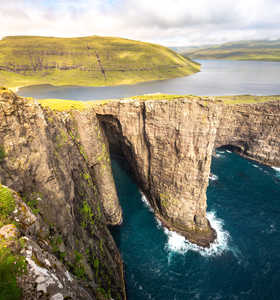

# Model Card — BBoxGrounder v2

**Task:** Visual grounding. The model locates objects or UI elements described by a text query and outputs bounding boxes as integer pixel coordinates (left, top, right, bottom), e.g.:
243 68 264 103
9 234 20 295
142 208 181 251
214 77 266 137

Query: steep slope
0 35 200 88
0 88 125 299
181 39 280 61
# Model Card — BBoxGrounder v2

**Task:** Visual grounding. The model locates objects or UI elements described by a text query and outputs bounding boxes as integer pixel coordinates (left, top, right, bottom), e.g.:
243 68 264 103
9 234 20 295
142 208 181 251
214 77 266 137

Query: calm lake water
18 60 280 100
19 60 280 299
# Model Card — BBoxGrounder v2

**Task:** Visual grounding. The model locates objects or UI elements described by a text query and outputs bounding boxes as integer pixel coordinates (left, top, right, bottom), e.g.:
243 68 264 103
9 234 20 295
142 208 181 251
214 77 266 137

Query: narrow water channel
110 150 280 300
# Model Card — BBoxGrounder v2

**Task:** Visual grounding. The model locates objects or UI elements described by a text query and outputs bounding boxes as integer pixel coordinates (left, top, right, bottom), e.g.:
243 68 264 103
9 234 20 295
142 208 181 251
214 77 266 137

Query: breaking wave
209 174 218 181
140 192 239 259
140 192 154 212
272 167 280 178
163 211 230 257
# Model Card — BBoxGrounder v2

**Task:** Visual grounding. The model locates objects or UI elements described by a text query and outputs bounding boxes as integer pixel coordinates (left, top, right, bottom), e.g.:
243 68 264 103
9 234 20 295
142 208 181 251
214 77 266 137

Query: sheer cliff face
216 101 280 166
95 98 280 246
1 90 280 297
0 90 125 300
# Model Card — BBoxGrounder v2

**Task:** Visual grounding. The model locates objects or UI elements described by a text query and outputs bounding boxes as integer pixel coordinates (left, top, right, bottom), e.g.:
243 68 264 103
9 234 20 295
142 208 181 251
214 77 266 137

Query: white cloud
0 0 280 46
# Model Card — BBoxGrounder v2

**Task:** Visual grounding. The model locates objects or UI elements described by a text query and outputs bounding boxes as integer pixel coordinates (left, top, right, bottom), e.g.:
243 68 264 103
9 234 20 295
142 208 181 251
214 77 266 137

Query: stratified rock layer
95 97 280 246
0 89 125 300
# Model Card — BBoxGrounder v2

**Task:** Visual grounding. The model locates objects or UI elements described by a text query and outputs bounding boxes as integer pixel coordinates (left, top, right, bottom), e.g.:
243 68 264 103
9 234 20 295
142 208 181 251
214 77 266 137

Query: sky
1 0 280 46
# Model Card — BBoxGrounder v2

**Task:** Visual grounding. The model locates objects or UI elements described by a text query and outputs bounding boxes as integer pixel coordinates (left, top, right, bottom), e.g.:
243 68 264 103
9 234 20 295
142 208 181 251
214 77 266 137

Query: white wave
163 211 230 257
209 174 218 181
215 150 225 158
226 150 232 153
252 164 263 172
262 223 277 234
140 192 154 212
139 191 238 259
272 167 280 178
155 218 162 230
268 224 276 233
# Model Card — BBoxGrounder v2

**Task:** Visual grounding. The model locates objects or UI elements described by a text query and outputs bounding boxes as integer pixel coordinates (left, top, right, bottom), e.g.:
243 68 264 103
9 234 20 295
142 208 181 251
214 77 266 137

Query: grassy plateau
0 35 200 88
36 94 280 112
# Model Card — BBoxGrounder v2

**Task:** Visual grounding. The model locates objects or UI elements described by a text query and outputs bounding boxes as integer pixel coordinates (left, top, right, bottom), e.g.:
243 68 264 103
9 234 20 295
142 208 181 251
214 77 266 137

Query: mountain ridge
178 39 280 61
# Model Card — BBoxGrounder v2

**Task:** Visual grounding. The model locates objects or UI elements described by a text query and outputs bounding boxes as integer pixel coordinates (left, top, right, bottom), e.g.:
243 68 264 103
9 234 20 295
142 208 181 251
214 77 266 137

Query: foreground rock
0 89 125 299
0 186 95 299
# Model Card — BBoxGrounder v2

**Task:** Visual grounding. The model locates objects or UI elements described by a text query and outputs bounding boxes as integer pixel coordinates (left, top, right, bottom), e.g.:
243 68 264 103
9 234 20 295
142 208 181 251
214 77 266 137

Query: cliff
0 89 125 299
94 96 280 246
1 90 280 298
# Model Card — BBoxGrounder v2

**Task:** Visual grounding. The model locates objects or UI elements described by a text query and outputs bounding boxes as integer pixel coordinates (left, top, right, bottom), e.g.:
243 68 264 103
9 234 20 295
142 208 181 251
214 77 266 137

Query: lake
18 60 280 100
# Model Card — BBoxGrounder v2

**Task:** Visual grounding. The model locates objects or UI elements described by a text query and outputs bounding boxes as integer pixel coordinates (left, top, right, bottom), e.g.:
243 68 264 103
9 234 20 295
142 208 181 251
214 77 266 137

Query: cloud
1 0 280 46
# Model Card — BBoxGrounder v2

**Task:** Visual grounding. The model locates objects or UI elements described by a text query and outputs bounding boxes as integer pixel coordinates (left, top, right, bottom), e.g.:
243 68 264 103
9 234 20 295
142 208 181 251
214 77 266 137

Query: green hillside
0 36 200 88
181 40 280 61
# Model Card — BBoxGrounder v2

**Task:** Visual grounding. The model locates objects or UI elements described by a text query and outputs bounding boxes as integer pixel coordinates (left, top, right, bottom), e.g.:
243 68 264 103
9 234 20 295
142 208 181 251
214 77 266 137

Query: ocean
111 149 280 300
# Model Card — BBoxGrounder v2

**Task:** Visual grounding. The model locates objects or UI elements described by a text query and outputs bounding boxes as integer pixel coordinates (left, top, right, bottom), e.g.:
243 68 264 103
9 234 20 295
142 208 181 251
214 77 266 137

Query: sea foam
209 174 218 181
140 192 231 257
272 167 280 178
273 167 280 172
164 211 230 257
141 192 154 212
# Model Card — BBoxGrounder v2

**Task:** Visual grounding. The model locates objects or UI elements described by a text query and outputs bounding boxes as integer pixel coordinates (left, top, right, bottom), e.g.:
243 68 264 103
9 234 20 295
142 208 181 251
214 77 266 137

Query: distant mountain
0 36 200 88
178 40 280 62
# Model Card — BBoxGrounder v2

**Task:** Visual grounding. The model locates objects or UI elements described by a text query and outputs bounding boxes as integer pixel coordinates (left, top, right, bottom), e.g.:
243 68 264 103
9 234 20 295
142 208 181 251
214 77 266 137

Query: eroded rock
0 90 126 300
95 97 280 246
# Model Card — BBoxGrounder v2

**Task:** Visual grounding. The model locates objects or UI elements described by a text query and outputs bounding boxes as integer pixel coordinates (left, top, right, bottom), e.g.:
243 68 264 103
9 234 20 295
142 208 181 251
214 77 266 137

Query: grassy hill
181 40 280 62
0 36 200 88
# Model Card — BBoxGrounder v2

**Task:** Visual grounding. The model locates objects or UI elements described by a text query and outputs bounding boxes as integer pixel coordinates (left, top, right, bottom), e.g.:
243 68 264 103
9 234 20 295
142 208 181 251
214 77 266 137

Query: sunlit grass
38 98 114 111
0 35 200 88
217 95 280 104
37 93 280 112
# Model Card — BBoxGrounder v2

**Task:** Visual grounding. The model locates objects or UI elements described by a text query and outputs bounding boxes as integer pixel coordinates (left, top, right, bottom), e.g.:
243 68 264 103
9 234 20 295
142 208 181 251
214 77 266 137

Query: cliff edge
0 88 125 299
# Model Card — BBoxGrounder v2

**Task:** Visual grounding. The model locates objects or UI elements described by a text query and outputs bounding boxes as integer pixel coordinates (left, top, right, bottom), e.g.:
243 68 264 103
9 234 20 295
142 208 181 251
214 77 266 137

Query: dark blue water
111 150 280 300
18 60 280 100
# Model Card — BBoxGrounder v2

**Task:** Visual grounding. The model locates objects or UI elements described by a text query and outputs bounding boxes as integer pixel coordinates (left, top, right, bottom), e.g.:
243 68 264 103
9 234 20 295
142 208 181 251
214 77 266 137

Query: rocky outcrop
95 97 280 246
0 185 98 299
0 89 125 299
